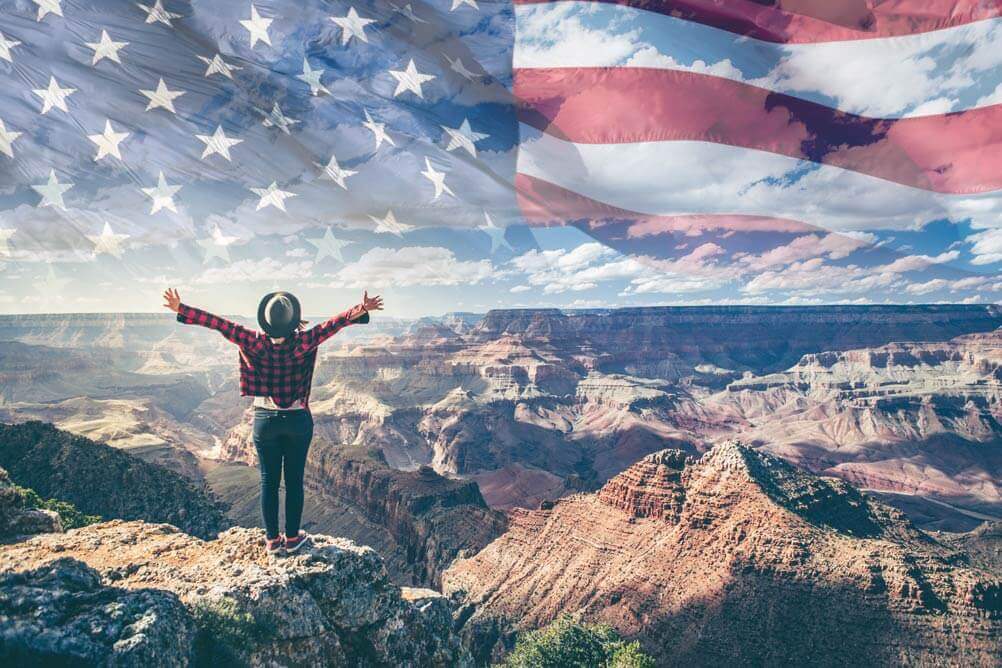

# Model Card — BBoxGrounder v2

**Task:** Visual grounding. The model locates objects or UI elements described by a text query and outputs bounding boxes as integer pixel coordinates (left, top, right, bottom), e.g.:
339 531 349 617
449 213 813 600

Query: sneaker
284 531 310 553
265 534 285 555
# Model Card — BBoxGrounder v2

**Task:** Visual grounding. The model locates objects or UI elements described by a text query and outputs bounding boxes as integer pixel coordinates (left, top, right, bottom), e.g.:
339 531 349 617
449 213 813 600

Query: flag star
479 211 513 253
306 227 350 263
391 3 427 23
142 170 181 214
196 125 243 161
363 110 395 149
0 32 22 63
443 54 478 82
0 119 22 159
368 210 413 237
250 182 296 212
0 228 15 257
86 30 128 65
388 59 434 99
441 118 488 158
315 154 358 190
32 170 73 210
88 222 129 259
297 59 329 96
329 7 375 45
32 0 63 21
197 53 241 79
88 119 130 161
136 0 182 27
33 76 76 115
140 77 184 113
261 103 299 134
421 158 454 200
240 4 272 48
450 0 478 10
198 226 237 264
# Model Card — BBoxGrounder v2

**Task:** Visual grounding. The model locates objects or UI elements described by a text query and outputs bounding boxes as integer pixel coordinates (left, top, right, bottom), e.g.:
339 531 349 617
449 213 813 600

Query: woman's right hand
162 288 181 313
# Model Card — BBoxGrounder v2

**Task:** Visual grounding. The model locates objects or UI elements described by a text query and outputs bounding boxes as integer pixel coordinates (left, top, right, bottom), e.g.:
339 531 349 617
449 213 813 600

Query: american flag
0 0 999 311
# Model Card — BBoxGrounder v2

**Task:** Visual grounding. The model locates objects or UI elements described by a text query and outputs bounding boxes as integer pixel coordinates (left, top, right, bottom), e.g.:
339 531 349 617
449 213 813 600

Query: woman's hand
361 290 384 312
162 288 181 313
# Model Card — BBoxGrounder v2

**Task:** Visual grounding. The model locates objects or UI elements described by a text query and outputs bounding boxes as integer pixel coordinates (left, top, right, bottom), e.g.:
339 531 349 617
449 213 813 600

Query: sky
0 0 999 318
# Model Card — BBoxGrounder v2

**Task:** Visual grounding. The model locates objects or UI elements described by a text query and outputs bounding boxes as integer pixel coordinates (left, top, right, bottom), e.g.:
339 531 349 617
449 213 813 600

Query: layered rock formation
443 444 1002 665
206 442 506 586
0 422 228 539
0 521 469 666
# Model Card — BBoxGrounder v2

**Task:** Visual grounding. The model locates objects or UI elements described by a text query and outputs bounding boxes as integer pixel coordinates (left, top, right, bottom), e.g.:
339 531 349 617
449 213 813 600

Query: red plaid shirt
176 302 368 409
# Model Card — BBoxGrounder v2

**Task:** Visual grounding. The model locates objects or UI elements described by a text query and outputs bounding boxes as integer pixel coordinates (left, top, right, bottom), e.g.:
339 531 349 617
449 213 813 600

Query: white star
0 32 22 63
443 53 478 82
441 118 488 158
250 182 296 212
421 158 454 200
0 228 15 258
136 0 182 27
140 77 184 113
388 59 434 98
197 53 241 79
306 227 349 263
88 119 130 161
141 171 181 214
198 226 237 264
450 0 478 10
88 222 129 259
368 210 413 237
362 110 394 149
297 59 329 96
240 4 272 48
85 30 128 65
315 153 357 190
479 211 512 253
32 170 73 210
33 76 76 115
330 7 375 45
32 0 62 21
196 125 243 161
391 3 427 23
0 119 22 159
261 103 299 134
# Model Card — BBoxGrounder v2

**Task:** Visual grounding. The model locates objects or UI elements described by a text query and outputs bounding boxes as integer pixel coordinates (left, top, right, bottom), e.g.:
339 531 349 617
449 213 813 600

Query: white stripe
516 124 1000 232
514 2 1002 118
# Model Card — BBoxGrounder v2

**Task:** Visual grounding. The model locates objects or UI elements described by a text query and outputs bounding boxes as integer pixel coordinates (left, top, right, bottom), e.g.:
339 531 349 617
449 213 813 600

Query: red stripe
513 0 1001 43
516 67 1002 194
516 171 815 236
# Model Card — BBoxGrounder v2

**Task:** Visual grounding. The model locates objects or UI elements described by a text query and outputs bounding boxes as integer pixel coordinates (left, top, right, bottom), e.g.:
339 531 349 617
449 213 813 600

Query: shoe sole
285 536 310 553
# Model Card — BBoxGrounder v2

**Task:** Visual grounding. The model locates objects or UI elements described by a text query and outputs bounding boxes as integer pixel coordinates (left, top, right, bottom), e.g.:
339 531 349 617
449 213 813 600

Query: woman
162 287 384 554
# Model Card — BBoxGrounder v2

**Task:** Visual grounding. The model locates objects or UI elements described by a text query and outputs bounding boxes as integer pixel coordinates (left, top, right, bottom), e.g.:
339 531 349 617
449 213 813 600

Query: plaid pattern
177 302 369 409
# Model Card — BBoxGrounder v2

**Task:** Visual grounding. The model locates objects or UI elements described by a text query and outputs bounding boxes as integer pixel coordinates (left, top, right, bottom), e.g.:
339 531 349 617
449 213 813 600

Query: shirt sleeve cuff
176 304 192 324
349 305 370 324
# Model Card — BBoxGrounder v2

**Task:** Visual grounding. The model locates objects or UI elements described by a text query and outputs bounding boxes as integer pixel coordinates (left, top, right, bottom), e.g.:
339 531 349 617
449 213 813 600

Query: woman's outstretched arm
163 288 264 350
294 291 384 355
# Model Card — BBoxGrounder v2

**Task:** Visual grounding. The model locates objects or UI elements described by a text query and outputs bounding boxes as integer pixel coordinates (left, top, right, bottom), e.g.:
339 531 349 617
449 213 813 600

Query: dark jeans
252 408 313 540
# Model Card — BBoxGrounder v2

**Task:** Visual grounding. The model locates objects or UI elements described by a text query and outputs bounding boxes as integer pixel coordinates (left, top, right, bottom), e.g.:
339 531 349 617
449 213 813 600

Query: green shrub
13 485 100 529
501 615 655 668
192 597 270 667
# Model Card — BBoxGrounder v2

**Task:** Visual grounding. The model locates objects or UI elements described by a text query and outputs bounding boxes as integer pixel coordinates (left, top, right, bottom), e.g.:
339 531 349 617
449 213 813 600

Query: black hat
257 291 301 338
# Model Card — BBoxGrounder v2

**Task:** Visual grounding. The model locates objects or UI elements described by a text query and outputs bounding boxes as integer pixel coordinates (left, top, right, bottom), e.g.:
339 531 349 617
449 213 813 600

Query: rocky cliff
443 444 1002 666
0 521 469 666
0 467 62 539
0 422 229 539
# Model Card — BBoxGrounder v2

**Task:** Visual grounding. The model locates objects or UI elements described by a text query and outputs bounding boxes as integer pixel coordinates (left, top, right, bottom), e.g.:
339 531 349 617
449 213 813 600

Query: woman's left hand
362 291 384 312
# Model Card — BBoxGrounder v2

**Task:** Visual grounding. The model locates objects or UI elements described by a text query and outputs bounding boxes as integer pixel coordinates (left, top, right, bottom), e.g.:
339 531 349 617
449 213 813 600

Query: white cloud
191 258 315 285
968 229 1002 265
880 250 960 274
328 246 494 288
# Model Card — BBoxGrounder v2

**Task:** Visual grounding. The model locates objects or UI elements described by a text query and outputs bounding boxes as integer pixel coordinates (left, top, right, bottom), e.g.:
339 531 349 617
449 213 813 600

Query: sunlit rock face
443 444 1002 666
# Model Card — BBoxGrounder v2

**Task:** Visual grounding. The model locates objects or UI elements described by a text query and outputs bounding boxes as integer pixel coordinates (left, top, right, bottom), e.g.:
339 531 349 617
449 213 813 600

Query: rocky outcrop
443 443 1002 666
0 422 229 539
0 521 470 666
0 468 62 539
